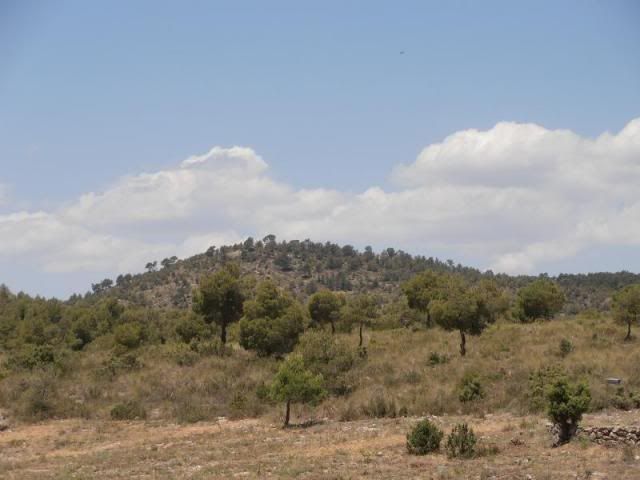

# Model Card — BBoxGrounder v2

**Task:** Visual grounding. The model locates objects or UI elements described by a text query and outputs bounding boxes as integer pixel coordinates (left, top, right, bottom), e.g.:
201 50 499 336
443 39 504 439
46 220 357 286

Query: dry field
1 411 639 479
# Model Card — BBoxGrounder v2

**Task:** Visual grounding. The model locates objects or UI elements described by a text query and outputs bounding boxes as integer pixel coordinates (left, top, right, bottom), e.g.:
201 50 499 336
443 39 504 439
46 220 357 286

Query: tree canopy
612 283 640 340
238 280 304 357
308 290 343 334
516 279 565 321
192 263 244 344
269 354 326 427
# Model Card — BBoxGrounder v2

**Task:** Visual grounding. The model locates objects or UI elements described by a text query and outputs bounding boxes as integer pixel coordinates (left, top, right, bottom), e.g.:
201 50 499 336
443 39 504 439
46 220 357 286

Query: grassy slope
1 313 638 425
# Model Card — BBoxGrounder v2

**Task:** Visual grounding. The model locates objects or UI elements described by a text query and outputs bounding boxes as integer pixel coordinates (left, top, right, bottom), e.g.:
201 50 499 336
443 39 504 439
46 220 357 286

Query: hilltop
88 236 640 314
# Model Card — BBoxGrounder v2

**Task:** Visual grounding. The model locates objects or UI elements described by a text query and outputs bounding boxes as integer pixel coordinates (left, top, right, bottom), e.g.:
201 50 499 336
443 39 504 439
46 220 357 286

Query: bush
17 373 57 420
295 330 357 395
110 400 147 420
175 315 210 343
406 419 443 455
190 338 226 357
445 423 477 458
114 323 144 349
168 343 200 366
612 387 640 411
458 374 484 403
427 352 449 367
559 338 574 357
527 365 566 412
547 379 591 446
7 344 56 370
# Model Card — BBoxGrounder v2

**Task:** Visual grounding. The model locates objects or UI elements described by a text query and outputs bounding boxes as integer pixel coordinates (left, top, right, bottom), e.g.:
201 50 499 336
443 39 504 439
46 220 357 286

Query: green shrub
295 330 357 395
114 323 144 349
547 379 591 445
97 352 141 379
169 343 200 366
110 400 147 420
612 387 640 411
559 338 574 357
406 419 443 455
175 315 210 343
7 344 56 370
190 338 226 357
458 374 484 403
445 423 477 458
527 365 566 412
269 354 326 427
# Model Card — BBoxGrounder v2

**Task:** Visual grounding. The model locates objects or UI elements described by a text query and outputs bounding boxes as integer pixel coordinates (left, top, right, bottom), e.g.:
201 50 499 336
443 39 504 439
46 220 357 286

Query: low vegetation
406 418 443 455
1 238 639 468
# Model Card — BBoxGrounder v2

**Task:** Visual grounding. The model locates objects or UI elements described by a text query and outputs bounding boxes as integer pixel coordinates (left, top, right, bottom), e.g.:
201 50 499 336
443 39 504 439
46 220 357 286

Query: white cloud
1 119 640 296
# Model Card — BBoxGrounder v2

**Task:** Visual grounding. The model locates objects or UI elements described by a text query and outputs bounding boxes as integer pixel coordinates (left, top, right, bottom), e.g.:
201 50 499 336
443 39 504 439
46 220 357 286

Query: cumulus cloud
1 119 640 296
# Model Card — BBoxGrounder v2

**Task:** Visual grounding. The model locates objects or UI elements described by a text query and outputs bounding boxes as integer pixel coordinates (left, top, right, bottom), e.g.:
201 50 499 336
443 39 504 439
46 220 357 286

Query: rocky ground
0 411 639 479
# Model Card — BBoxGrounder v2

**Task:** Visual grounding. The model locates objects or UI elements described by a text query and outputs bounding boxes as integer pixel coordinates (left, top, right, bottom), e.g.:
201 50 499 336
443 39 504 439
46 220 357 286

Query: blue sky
1 1 639 297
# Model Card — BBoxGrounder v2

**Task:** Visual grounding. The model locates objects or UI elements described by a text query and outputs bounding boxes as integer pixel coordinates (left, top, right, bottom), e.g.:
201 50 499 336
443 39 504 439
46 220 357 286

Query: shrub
406 419 443 455
190 338 226 357
611 386 640 411
427 351 449 367
269 354 326 427
559 338 574 357
547 379 591 446
175 315 210 344
114 323 144 349
295 330 357 395
445 423 477 458
18 374 57 420
110 400 147 420
168 343 200 366
458 374 484 403
527 365 566 412
7 344 56 370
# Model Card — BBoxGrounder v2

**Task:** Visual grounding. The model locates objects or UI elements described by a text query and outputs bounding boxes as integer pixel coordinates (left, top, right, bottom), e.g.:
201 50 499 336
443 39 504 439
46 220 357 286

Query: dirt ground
0 411 639 479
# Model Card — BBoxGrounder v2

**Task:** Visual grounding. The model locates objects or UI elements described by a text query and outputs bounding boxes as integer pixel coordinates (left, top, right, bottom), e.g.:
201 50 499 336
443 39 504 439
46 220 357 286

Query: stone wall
578 426 640 446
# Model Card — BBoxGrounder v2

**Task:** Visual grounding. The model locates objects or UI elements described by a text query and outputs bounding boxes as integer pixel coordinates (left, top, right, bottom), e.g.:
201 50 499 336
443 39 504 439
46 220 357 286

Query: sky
0 0 639 298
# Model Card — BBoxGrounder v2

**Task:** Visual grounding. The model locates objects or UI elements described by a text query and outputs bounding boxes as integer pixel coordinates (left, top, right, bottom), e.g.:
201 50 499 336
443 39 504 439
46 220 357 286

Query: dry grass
1 314 639 425
0 411 638 479
327 315 640 419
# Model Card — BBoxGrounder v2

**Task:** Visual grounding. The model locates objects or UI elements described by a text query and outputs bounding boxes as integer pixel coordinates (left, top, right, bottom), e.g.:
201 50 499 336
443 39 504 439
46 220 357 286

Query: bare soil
1 411 639 479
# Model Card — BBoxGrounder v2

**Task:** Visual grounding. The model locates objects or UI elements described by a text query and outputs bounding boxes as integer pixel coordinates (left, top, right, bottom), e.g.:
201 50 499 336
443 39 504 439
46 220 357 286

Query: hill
89 236 640 314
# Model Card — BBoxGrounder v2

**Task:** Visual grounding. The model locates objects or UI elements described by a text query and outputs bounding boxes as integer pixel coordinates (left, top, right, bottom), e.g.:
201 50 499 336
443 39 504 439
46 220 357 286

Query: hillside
90 236 640 314
2 238 640 478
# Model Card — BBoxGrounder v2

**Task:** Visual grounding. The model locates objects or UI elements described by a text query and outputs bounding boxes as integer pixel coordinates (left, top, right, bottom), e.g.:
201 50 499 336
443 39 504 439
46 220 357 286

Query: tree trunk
220 323 227 344
626 319 632 341
359 321 363 347
284 399 291 428
426 310 431 327
459 330 466 357
330 321 335 335
552 421 578 447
